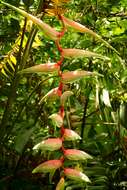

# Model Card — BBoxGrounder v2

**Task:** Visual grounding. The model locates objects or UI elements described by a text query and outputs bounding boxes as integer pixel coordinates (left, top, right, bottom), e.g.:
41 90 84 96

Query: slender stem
80 85 92 143
86 108 99 118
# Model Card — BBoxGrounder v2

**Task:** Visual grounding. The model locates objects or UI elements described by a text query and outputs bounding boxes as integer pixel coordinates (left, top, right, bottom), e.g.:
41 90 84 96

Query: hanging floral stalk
30 11 92 188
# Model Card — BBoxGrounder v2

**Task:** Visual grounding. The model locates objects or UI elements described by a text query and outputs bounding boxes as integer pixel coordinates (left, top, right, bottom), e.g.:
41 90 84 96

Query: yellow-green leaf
10 55 17 65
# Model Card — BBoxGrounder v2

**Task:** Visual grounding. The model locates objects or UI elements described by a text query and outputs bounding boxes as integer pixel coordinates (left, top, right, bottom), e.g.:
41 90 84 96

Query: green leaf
49 170 56 183
14 122 34 154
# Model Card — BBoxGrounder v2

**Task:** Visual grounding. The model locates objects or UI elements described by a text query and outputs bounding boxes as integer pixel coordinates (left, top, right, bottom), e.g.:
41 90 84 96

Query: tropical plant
0 0 127 190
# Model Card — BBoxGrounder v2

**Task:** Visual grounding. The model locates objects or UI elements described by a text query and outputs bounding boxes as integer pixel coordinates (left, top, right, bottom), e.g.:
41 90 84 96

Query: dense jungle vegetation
0 0 127 189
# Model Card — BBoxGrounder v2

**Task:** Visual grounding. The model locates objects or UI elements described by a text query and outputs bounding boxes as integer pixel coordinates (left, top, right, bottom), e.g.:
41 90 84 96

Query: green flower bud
64 149 93 160
32 160 62 174
33 138 62 151
64 168 90 182
63 129 81 141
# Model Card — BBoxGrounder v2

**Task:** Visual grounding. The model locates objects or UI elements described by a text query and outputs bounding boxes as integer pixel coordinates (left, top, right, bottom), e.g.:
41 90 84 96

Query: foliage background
0 0 127 189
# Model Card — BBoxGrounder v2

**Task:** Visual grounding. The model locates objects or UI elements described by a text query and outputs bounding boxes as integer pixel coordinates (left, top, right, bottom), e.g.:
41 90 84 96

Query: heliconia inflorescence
1 0 116 188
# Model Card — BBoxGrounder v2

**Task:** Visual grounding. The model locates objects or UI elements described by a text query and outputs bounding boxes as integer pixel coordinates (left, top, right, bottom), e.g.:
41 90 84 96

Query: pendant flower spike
0 0 101 187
